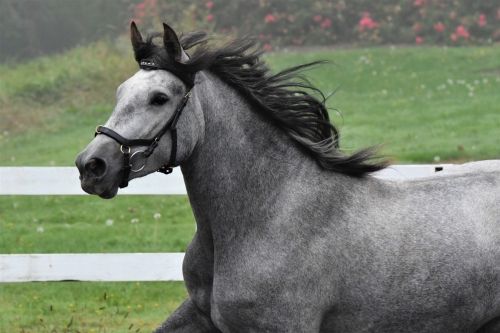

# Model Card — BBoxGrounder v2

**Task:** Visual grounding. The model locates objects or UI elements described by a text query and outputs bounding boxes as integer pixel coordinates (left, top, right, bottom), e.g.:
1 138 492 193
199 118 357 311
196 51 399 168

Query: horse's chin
98 185 119 199
96 175 122 199
80 175 121 199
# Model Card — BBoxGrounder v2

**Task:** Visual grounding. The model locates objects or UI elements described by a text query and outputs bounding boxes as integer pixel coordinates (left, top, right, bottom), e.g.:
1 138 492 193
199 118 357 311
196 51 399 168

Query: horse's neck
181 72 316 244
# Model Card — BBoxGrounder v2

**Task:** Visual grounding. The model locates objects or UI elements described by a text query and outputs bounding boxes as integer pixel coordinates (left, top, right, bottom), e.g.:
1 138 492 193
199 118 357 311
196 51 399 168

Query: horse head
75 23 204 198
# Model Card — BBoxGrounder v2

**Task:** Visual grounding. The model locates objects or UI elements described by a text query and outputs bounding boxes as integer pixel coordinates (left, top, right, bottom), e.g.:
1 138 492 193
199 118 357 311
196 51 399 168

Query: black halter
94 61 194 188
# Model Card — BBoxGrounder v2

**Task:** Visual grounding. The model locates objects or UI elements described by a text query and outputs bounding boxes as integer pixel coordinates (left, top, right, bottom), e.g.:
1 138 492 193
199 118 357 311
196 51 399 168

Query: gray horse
76 23 500 332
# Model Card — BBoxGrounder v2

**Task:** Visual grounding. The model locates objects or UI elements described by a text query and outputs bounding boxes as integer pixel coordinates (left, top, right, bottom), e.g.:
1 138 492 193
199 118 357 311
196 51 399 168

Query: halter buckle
120 145 131 154
144 140 159 158
157 166 173 175
95 125 103 134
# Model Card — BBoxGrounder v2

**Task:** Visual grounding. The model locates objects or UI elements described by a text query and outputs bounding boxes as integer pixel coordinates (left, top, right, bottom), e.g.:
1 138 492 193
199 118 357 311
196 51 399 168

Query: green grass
0 194 195 332
2 281 187 332
1 41 500 332
0 195 195 254
267 46 500 163
2 45 500 166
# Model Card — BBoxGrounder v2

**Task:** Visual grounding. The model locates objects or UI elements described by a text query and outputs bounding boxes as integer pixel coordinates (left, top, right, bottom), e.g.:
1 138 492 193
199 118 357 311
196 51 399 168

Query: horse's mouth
80 175 120 199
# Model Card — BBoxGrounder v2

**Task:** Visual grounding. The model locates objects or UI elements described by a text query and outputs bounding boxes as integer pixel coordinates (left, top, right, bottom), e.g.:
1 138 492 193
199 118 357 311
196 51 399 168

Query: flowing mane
132 31 388 176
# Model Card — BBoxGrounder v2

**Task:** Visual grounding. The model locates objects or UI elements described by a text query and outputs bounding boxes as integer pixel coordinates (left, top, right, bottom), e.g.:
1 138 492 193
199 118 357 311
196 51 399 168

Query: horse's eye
151 94 169 106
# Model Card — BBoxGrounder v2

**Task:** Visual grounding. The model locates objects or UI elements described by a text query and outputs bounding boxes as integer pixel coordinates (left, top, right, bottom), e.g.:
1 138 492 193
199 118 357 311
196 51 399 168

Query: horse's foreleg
153 296 221 333
475 316 500 333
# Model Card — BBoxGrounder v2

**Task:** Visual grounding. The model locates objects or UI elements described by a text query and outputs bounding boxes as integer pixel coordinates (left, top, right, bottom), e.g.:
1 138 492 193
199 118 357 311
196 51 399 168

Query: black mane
133 31 388 176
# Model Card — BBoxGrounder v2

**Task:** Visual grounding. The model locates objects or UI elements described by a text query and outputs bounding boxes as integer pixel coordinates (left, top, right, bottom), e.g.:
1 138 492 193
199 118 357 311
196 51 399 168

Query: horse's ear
163 23 182 62
130 22 144 57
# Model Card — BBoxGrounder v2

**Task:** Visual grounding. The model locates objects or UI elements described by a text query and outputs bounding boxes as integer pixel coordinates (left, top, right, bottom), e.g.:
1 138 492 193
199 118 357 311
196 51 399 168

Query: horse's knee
154 297 221 333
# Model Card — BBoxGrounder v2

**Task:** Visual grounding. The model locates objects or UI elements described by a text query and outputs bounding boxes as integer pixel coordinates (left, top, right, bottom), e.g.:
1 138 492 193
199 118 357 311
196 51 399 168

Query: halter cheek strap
94 90 192 188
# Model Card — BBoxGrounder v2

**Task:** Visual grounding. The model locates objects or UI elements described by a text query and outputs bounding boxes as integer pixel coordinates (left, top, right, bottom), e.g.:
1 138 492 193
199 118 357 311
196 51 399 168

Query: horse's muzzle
75 154 111 196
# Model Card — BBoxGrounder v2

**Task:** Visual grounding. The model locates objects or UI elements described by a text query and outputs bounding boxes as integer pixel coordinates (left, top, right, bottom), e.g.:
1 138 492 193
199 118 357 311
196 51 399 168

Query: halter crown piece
94 60 194 188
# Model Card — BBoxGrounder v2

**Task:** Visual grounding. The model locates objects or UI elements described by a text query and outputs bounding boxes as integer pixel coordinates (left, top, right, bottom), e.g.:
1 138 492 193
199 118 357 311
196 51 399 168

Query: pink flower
263 44 271 52
221 28 228 34
321 18 332 28
413 0 428 6
134 3 146 18
206 14 213 22
205 1 213 9
434 22 445 32
479 14 486 26
259 34 265 39
264 14 277 23
414 24 421 31
314 15 323 22
293 39 303 45
455 25 469 38
440 3 445 9
451 33 457 42
359 17 372 31
419 9 426 17
416 36 423 44
359 13 380 31
450 11 456 20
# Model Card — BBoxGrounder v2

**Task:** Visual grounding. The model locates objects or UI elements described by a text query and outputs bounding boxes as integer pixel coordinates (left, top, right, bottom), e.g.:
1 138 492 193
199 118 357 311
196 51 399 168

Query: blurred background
2 0 500 62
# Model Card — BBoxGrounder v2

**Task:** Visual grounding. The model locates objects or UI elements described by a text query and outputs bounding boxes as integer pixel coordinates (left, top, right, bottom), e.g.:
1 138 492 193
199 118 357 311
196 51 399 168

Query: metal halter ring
130 150 147 172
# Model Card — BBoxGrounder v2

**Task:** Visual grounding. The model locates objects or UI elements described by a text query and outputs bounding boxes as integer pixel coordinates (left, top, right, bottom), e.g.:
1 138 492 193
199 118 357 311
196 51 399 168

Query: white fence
0 165 453 282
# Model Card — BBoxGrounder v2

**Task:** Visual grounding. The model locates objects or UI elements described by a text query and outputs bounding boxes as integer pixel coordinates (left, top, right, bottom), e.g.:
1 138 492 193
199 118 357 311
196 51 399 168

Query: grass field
1 39 500 332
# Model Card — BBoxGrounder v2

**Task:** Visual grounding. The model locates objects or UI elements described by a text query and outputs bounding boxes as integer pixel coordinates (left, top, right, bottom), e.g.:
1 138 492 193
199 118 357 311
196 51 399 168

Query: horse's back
394 160 500 229
384 160 500 210
437 160 500 175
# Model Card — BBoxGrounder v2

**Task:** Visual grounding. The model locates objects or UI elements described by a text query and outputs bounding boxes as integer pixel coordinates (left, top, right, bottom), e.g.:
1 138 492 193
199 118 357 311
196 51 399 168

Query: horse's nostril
85 158 107 178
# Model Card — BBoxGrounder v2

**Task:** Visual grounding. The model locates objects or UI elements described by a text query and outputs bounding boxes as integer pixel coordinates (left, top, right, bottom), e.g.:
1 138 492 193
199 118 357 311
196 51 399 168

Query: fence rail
0 165 453 282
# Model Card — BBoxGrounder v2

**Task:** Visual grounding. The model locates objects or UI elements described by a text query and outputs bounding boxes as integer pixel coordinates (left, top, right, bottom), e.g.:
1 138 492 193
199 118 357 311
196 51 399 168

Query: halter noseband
94 60 194 188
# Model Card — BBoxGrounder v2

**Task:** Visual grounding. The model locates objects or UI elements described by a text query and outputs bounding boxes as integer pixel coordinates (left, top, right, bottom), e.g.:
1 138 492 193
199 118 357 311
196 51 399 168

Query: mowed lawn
1 41 499 332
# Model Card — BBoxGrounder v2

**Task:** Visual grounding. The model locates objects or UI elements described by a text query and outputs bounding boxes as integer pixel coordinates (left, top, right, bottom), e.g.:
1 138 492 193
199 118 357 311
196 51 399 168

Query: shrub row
2 0 499 62
131 0 500 49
